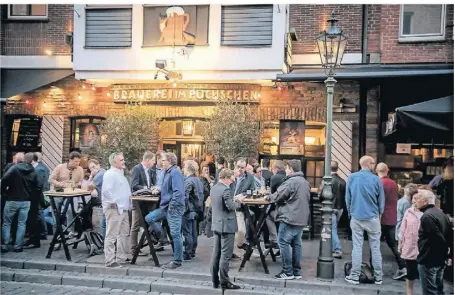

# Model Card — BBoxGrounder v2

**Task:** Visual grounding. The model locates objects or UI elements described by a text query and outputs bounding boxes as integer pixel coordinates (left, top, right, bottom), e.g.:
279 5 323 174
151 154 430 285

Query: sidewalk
1 235 453 294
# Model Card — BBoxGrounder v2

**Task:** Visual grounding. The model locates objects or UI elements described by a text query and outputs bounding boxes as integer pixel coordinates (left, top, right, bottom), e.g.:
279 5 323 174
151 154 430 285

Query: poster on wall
143 5 209 46
279 120 305 155
79 123 99 148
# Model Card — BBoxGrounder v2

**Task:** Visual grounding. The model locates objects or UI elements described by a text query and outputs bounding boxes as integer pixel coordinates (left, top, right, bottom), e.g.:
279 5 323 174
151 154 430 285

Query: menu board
16 118 41 148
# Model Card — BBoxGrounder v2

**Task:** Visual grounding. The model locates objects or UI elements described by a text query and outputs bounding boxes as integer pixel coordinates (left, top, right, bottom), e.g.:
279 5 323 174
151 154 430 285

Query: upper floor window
85 7 132 48
221 5 273 46
400 5 446 42
8 4 47 20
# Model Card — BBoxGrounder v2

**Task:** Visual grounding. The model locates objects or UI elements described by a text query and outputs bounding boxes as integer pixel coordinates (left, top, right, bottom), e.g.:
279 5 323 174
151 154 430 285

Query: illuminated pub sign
112 84 262 103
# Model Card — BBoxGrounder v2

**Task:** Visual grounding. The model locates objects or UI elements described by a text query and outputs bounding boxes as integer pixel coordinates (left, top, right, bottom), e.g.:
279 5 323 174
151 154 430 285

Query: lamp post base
317 259 335 282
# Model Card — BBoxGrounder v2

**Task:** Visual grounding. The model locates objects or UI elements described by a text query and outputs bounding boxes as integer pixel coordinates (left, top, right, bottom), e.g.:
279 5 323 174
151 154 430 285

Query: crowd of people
0 150 453 294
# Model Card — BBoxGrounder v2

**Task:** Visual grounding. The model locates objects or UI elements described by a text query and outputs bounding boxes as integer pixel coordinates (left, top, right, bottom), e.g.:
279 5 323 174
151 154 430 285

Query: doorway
163 142 206 166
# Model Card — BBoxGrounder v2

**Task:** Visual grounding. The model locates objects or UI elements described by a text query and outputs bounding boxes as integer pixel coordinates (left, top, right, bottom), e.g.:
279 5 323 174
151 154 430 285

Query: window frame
84 5 133 49
399 4 446 42
7 4 48 20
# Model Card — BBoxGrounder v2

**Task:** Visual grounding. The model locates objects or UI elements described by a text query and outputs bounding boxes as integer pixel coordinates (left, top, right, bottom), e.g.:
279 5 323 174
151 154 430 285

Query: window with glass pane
9 4 47 18
400 5 445 41
10 119 21 146
306 160 324 189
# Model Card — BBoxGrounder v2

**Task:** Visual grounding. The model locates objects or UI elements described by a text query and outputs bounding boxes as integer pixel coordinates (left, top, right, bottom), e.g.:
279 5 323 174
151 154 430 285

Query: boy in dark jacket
1 153 41 253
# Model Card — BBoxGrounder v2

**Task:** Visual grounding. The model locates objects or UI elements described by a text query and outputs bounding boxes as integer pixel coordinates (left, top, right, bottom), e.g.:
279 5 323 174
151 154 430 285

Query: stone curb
0 258 416 295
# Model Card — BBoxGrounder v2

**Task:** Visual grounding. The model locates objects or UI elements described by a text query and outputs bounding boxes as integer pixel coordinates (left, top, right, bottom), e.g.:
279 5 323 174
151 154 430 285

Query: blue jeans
145 207 184 264
39 207 56 235
100 214 106 239
182 212 198 257
332 209 343 253
278 222 303 276
2 201 31 249
418 264 445 295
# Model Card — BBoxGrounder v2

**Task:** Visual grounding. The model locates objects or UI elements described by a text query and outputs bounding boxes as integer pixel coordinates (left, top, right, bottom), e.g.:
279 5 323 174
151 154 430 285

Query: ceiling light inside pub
77 93 82 100
45 49 53 56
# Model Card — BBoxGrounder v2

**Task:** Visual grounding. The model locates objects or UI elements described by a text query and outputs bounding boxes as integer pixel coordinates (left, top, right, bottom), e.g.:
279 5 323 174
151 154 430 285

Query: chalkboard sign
16 118 41 149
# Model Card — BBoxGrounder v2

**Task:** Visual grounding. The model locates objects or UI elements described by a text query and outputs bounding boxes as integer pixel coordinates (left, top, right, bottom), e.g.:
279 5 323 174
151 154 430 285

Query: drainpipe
361 5 368 64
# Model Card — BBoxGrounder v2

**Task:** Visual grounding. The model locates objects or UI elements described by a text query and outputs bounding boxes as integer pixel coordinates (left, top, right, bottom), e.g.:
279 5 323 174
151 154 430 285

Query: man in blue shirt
345 155 385 285
145 152 185 269
88 159 106 238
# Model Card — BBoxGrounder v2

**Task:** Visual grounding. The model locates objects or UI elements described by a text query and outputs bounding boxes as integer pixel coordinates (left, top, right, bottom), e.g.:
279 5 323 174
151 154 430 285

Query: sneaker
183 255 192 261
392 268 407 280
1 245 8 253
332 251 342 259
162 261 181 269
293 274 302 279
106 262 122 268
13 247 23 253
274 271 294 280
345 276 360 285
119 258 131 264
375 279 383 285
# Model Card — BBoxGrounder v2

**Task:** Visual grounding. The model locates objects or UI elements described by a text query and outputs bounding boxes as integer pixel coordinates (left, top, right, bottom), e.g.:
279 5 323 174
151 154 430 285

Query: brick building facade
1 4 453 185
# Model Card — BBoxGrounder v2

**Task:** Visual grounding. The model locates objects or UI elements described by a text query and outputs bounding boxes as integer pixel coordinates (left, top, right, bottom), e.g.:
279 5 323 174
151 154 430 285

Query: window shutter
85 8 132 48
221 5 273 46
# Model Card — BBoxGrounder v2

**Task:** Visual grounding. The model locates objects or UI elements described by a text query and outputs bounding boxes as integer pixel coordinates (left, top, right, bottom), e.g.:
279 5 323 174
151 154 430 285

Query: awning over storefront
1 69 74 99
384 96 454 144
277 63 454 81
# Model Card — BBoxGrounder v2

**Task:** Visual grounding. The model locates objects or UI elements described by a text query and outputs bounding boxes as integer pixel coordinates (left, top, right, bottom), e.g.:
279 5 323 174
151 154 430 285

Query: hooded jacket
1 162 41 202
268 171 311 226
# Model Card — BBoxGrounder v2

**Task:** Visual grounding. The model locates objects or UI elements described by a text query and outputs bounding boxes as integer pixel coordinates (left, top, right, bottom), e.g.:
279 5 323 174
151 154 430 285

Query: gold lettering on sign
243 90 249 100
121 90 128 100
111 84 261 103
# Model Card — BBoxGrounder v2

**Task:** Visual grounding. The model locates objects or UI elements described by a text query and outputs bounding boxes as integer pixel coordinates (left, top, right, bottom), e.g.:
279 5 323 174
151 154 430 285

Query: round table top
43 190 91 197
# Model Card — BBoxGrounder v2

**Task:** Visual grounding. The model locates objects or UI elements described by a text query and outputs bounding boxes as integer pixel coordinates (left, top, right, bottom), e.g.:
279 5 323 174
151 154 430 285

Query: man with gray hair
102 152 131 267
145 152 185 269
3 152 24 174
414 189 452 295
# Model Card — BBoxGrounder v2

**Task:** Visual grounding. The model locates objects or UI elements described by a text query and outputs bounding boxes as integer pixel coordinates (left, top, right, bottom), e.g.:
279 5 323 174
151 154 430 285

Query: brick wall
367 5 381 54
5 77 381 170
289 4 363 54
378 5 454 63
1 4 73 55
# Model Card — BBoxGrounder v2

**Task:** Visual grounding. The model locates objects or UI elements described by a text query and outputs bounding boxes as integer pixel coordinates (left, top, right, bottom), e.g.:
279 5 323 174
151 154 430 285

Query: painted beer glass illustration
158 6 196 46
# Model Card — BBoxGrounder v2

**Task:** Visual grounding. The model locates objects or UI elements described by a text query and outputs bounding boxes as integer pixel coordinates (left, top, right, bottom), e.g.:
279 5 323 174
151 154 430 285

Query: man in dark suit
214 156 225 185
23 153 49 248
232 158 256 254
130 151 157 255
210 168 245 290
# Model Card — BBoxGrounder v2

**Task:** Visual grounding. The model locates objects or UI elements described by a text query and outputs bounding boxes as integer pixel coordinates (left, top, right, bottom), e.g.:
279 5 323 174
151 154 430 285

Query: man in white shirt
102 152 131 268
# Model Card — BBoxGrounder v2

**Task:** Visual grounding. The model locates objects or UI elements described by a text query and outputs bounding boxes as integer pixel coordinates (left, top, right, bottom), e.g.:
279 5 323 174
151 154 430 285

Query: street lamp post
316 10 347 281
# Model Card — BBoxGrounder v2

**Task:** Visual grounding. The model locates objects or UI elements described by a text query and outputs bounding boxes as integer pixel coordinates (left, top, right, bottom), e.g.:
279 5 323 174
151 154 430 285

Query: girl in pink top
399 192 423 295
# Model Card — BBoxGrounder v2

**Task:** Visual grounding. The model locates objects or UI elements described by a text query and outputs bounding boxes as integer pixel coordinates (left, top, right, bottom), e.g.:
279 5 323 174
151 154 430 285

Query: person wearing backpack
399 190 423 295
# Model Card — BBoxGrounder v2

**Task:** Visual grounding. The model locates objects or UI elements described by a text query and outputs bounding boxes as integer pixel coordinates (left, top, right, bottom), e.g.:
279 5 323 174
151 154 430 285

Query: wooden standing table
44 190 91 261
238 198 274 274
130 195 162 266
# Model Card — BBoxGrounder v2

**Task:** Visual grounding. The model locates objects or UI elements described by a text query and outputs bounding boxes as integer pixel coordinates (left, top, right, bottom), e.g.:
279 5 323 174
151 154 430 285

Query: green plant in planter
201 101 260 168
89 105 160 171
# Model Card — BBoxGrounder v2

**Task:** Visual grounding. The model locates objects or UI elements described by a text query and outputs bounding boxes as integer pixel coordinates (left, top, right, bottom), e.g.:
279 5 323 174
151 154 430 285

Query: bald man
376 163 406 280
345 156 384 285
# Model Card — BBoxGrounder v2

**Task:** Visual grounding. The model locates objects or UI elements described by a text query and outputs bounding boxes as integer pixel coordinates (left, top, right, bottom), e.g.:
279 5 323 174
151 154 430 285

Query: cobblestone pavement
0 281 185 295
1 234 453 294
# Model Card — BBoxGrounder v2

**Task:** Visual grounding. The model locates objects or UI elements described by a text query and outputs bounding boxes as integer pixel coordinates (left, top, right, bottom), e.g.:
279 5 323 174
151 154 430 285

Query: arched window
70 116 105 149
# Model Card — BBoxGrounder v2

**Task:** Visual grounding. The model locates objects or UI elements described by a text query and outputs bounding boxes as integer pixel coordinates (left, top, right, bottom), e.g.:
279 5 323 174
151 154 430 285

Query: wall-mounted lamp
45 49 53 56
77 93 82 100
